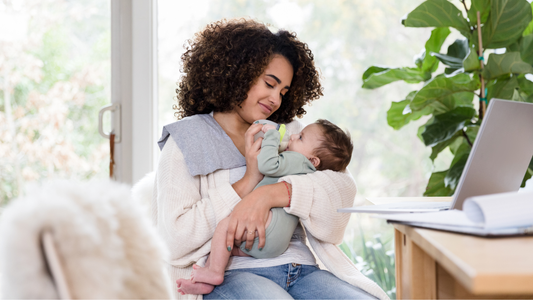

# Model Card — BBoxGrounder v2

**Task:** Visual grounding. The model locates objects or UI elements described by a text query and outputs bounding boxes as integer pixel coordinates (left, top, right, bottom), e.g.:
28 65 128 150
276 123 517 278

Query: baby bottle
253 120 290 152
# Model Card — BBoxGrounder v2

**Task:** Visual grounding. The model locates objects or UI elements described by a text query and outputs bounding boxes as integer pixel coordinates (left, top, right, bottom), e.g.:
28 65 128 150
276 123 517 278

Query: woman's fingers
244 228 256 251
256 223 266 250
245 123 263 147
225 217 238 251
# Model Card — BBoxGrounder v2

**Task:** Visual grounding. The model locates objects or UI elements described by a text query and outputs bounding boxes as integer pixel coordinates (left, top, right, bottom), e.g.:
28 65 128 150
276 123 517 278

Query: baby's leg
191 216 232 286
176 278 214 295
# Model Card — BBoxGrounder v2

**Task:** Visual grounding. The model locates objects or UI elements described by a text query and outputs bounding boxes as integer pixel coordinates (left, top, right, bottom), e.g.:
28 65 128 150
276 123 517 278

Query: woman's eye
266 82 273 88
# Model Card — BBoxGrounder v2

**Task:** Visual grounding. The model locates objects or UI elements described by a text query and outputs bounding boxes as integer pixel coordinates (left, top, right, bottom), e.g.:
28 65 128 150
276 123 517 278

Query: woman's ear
308 156 320 168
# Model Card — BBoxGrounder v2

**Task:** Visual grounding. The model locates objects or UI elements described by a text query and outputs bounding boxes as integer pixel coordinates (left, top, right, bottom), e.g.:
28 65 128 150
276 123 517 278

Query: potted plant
362 0 533 196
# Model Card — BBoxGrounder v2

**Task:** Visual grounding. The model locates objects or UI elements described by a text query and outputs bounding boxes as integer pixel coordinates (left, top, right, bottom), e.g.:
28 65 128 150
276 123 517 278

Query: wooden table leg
395 228 437 299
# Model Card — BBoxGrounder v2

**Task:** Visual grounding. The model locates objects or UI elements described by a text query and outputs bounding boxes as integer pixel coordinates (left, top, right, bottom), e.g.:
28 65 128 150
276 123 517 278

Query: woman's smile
259 103 272 114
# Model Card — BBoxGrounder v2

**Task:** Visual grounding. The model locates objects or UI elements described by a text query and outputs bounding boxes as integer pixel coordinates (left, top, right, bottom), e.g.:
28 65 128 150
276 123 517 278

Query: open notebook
374 191 533 236
339 99 533 214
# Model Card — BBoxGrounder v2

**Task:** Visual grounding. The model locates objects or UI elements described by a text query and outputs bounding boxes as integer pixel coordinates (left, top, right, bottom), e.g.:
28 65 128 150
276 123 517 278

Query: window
0 0 111 204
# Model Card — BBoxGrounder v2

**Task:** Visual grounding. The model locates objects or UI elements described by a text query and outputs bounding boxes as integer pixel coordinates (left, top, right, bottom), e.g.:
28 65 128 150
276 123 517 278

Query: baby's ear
308 156 320 168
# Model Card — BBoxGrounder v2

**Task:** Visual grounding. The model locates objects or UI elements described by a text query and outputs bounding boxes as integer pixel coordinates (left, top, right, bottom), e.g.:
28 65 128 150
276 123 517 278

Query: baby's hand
262 124 277 133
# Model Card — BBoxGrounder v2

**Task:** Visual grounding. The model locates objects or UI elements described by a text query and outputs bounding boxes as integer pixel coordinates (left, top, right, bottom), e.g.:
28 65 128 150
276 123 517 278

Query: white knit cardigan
152 121 389 300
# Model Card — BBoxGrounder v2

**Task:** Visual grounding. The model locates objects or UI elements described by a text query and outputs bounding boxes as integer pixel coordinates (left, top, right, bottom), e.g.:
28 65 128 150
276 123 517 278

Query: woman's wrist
232 171 262 198
253 182 291 208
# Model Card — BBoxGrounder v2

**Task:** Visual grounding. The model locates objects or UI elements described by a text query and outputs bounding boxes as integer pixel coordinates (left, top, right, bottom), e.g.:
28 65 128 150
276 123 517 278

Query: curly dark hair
173 18 323 123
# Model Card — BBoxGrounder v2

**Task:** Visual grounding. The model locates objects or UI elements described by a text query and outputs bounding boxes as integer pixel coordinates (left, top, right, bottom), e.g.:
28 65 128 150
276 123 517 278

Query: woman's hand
232 123 264 198
226 189 270 252
226 182 291 251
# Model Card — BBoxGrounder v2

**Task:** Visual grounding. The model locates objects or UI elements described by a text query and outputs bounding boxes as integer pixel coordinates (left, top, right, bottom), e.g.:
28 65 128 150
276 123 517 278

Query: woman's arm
231 123 264 198
225 181 290 251
154 136 242 266
225 168 356 250
282 170 357 245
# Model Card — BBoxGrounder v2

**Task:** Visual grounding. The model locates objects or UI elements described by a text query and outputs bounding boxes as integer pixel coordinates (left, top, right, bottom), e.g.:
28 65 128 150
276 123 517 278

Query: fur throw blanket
0 179 173 299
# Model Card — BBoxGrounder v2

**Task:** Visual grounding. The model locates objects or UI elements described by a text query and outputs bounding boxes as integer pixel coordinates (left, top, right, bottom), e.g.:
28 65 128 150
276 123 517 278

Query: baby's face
286 123 323 158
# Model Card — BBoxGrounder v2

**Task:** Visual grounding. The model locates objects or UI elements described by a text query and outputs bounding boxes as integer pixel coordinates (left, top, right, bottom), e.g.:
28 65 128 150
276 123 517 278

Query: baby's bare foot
176 278 214 295
191 264 224 286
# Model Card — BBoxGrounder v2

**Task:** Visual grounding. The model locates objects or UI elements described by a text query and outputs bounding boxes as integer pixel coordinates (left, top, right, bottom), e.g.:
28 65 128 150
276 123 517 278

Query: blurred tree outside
0 0 111 206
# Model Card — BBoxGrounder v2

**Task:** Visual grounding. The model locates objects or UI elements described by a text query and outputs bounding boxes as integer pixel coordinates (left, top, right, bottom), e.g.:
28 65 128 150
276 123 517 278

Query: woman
153 18 388 300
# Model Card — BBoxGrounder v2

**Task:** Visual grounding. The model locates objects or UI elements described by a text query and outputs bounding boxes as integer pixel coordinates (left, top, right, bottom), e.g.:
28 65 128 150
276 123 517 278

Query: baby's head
287 119 353 171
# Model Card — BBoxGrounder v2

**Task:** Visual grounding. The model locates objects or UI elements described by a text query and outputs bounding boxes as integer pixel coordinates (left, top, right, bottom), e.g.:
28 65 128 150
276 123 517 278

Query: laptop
339 99 533 214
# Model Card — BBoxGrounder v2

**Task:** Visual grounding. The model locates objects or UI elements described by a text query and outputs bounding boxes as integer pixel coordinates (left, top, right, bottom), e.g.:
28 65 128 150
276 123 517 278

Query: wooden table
394 223 533 299
362 197 533 299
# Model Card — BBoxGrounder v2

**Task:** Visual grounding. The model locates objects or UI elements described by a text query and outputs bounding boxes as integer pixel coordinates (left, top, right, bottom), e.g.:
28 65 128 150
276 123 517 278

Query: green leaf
518 74 533 95
521 168 532 188
447 39 469 60
464 124 480 144
482 0 533 49
482 52 533 80
362 67 430 89
444 154 468 189
387 91 433 130
468 0 491 26
428 91 475 115
422 27 451 72
410 73 480 111
432 53 464 69
520 34 533 65
512 89 528 102
523 2 533 36
402 0 471 37
506 38 521 52
463 46 482 72
429 132 462 161
449 140 471 163
424 170 454 196
362 66 390 81
421 106 476 147
486 75 519 101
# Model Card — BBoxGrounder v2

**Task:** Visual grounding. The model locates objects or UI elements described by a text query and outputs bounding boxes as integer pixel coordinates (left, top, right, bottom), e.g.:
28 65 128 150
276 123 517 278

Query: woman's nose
269 91 282 107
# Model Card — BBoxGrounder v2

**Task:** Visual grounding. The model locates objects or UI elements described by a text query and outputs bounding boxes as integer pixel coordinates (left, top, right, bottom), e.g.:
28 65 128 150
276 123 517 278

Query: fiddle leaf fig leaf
362 66 390 80
518 74 533 95
520 34 533 65
432 53 464 69
362 67 430 89
445 154 468 189
387 91 433 130
467 0 491 26
482 0 533 49
402 0 471 37
523 2 533 36
521 168 532 188
486 75 519 101
429 131 462 161
463 46 482 72
424 170 454 196
482 52 533 80
421 106 476 147
431 38 469 72
422 27 451 72
410 73 480 111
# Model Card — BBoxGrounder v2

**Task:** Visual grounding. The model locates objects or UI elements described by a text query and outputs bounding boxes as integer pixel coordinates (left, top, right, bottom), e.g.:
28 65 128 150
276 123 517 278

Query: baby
177 119 353 295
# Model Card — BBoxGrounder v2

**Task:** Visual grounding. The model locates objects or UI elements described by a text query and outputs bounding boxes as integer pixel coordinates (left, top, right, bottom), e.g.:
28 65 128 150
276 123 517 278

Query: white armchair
0 179 172 299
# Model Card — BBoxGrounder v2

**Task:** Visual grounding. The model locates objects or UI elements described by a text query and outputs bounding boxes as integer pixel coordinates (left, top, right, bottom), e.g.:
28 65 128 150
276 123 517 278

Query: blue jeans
203 263 378 299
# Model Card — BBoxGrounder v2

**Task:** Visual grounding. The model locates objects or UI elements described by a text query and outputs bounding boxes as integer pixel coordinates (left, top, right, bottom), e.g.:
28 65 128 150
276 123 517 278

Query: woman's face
236 54 294 124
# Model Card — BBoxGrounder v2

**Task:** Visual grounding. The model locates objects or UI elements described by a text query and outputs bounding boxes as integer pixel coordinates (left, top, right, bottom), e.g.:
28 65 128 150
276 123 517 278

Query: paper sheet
374 191 533 231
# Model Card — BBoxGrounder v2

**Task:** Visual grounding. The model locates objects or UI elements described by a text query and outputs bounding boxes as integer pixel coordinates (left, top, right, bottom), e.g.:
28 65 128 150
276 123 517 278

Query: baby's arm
258 130 311 177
